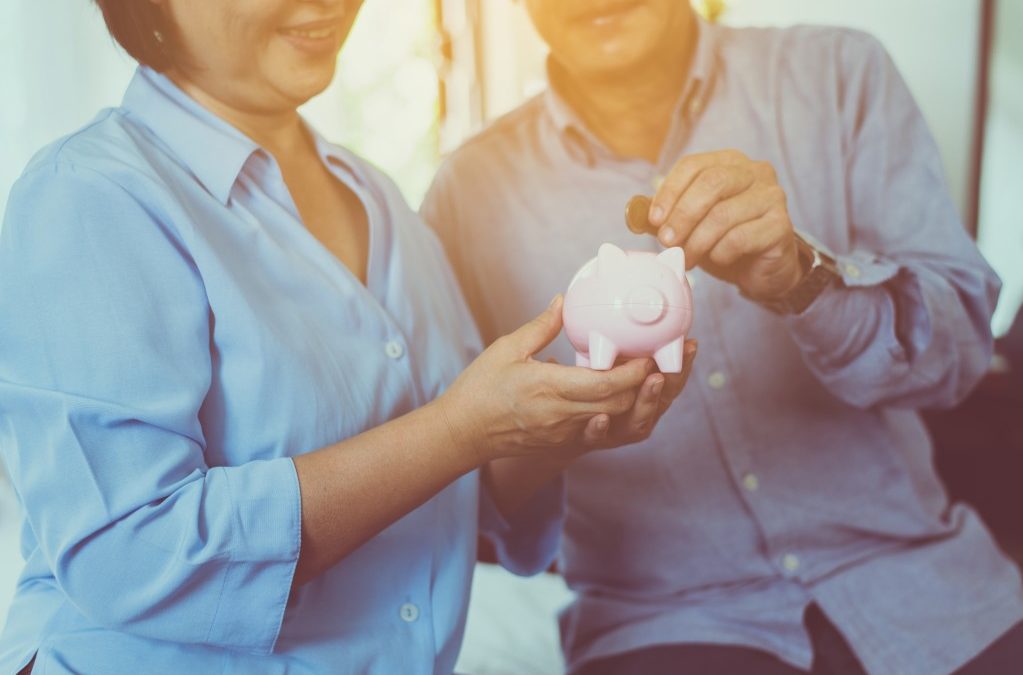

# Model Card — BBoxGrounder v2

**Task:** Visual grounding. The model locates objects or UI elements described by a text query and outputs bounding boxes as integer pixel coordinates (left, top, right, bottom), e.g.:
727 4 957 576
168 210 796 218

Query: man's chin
570 47 662 82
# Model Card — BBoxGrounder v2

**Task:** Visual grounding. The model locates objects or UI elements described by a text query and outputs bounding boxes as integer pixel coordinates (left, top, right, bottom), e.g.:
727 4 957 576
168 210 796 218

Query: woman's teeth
284 27 334 39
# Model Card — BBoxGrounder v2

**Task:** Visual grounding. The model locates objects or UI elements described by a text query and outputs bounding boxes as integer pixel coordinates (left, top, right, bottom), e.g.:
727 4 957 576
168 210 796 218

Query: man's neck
553 14 697 163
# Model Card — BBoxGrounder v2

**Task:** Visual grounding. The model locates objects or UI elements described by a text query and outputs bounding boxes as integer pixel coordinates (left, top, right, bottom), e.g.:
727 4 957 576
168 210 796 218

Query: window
303 0 443 207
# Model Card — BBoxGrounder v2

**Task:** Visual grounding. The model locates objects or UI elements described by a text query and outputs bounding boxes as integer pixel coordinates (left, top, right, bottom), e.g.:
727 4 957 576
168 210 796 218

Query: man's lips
576 0 643 26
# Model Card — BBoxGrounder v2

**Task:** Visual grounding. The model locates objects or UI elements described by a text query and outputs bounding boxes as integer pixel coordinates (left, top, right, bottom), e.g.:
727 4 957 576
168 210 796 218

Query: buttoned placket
691 280 804 570
243 147 424 411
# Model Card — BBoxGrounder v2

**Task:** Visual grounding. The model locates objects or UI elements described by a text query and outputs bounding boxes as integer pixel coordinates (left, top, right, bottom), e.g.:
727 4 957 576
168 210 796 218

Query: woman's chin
271 65 337 106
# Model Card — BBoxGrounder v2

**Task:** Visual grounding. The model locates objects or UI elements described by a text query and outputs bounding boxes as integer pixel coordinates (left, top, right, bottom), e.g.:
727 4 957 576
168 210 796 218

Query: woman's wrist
431 392 494 469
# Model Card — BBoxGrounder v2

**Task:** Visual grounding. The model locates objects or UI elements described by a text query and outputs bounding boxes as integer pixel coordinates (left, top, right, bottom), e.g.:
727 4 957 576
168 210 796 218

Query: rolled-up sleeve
0 162 301 653
784 34 1000 410
478 474 565 576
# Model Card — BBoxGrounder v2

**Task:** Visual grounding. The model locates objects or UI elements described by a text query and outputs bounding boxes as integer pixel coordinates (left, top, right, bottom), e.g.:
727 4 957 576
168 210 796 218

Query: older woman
0 1 695 673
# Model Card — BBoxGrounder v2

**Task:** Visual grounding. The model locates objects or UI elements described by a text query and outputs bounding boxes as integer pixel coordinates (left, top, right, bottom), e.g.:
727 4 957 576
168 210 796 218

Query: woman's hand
437 295 656 464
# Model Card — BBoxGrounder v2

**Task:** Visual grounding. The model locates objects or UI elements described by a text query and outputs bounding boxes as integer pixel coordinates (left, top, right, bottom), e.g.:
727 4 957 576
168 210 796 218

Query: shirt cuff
796 231 901 289
782 251 907 370
478 473 565 577
209 456 302 653
832 250 901 289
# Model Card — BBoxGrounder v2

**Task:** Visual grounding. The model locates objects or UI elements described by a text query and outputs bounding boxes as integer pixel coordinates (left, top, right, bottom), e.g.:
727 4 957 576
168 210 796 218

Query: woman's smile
277 16 346 56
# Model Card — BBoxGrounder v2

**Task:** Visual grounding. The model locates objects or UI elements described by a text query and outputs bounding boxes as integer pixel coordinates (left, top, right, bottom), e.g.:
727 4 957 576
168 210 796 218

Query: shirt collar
122 67 261 205
544 15 720 141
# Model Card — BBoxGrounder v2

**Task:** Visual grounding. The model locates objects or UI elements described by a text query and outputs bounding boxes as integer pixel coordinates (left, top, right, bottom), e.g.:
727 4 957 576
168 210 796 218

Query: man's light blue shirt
0 67 563 674
423 19 1023 675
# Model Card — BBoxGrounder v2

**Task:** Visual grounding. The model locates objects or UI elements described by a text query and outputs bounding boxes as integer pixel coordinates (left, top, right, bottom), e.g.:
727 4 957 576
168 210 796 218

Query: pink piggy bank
563 243 693 373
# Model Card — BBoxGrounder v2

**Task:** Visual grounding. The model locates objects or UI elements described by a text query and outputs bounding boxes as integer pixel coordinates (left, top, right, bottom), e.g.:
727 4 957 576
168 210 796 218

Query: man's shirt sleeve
783 34 1000 410
0 162 301 654
477 474 565 576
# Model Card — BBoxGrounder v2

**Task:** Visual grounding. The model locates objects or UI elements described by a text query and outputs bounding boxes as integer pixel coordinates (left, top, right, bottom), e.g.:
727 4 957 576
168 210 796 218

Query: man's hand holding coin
646 150 806 301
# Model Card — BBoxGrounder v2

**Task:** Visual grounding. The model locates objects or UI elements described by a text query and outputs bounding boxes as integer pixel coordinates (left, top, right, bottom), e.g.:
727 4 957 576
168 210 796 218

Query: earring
154 29 165 43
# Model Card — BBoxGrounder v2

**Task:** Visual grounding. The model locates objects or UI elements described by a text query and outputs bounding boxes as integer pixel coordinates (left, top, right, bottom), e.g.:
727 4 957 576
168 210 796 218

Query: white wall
977 0 1023 336
0 1 137 222
720 0 981 225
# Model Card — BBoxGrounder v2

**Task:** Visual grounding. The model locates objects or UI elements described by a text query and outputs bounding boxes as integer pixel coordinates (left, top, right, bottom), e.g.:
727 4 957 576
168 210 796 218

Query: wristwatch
753 233 842 315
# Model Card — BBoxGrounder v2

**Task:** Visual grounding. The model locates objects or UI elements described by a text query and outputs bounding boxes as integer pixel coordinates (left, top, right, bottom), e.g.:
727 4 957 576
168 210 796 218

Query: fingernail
650 205 664 223
548 294 561 309
651 377 664 397
595 415 609 430
659 228 675 246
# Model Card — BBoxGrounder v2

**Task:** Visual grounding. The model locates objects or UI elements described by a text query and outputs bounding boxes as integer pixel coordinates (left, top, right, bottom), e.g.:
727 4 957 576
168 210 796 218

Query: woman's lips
278 17 344 55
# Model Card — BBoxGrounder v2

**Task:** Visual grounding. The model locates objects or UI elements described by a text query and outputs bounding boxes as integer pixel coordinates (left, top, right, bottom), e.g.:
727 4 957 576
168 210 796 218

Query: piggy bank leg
653 337 684 373
576 352 591 368
588 332 619 370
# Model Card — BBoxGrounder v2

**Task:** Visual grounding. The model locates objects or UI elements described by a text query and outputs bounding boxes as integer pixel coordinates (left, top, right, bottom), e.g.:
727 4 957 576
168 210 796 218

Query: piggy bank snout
624 285 667 325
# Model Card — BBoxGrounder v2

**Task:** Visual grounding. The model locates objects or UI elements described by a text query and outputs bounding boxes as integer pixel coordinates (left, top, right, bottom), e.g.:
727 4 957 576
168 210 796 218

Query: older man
423 2 1023 674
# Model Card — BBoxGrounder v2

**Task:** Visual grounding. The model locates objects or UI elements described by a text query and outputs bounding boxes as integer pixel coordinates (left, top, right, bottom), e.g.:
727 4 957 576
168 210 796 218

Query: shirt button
742 473 759 492
384 340 404 359
707 371 727 389
844 263 861 279
990 353 1011 374
688 95 704 116
399 602 419 623
782 553 801 574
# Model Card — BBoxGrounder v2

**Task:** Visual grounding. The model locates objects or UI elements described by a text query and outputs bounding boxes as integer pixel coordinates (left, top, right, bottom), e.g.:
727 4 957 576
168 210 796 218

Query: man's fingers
581 414 611 445
657 340 698 416
704 213 788 269
649 150 748 227
680 188 773 266
658 164 757 248
649 153 717 226
620 373 665 438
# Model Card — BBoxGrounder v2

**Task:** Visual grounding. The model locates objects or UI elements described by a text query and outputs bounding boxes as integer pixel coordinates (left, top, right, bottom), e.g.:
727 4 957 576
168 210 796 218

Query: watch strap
753 233 841 315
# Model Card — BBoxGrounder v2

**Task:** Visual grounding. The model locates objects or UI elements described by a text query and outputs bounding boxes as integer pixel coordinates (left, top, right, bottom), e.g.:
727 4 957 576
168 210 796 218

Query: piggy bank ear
597 243 629 276
656 247 686 282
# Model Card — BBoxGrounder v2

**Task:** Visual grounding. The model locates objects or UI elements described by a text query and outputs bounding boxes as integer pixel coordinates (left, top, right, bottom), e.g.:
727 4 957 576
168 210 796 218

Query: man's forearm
783 258 998 409
482 453 571 519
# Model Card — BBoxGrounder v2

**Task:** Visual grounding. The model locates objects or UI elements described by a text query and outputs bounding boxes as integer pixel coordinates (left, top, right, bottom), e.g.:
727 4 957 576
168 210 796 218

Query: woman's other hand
438 295 657 464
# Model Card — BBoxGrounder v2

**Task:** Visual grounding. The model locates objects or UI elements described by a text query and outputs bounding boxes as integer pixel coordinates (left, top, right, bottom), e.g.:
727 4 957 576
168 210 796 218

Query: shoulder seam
44 108 121 166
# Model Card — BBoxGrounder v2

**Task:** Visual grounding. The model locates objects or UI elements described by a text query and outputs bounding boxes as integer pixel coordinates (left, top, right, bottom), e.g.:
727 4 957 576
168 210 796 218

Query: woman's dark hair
93 0 178 71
